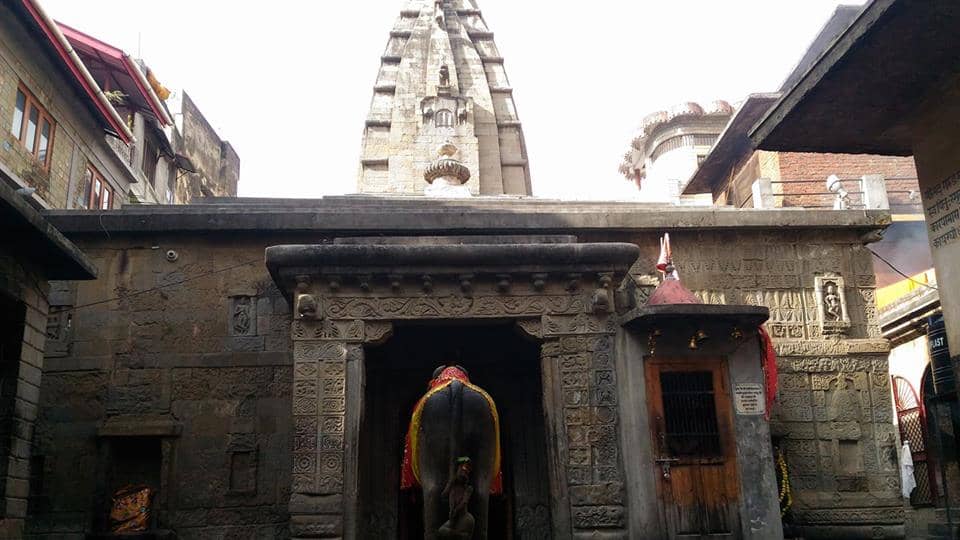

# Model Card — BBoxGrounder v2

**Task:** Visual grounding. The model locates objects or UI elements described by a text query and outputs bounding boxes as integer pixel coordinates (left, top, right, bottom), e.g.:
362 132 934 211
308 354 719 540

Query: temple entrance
357 322 552 539
645 357 741 539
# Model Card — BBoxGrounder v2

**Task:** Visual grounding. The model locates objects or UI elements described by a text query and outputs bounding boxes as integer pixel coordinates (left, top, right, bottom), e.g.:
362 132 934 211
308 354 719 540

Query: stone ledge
267 242 639 290
98 416 182 438
43 200 892 236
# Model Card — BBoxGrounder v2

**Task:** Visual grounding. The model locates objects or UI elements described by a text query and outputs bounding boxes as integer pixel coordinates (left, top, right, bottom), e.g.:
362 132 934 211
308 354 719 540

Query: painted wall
912 74 960 365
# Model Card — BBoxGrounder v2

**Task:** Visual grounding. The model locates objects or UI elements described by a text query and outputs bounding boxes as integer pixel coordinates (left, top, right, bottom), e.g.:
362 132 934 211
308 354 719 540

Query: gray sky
42 0 853 200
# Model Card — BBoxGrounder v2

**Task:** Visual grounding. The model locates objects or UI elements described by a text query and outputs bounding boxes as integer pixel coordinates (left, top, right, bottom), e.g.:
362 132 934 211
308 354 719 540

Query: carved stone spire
358 0 532 197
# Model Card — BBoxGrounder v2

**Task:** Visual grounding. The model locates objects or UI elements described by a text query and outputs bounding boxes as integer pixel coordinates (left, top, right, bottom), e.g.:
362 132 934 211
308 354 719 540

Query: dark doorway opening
357 322 552 539
0 292 26 495
92 436 163 534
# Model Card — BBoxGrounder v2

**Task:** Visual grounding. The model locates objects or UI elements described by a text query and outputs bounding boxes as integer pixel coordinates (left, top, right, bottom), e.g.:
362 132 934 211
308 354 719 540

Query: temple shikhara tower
358 0 532 196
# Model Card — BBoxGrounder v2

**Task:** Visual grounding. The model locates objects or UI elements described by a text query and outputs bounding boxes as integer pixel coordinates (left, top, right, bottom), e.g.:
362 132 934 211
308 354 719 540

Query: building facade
1 1 239 210
15 2 911 540
169 92 240 203
0 1 138 211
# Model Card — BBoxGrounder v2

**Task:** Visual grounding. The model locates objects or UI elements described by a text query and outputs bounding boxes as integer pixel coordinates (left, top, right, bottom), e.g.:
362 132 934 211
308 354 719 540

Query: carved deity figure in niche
439 65 451 88
233 297 252 335
823 282 842 322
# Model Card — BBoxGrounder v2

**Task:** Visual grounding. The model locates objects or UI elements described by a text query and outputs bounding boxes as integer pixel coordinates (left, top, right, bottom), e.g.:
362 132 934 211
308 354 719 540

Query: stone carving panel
324 294 587 320
230 296 256 336
813 274 851 335
546 332 626 535
543 314 616 336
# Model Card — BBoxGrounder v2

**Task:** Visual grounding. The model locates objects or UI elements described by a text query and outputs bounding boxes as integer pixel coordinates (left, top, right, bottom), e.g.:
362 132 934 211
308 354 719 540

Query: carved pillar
541 313 627 536
290 318 392 540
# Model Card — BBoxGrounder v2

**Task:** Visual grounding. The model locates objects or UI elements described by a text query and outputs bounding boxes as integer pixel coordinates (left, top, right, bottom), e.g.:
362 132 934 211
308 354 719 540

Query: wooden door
646 358 740 539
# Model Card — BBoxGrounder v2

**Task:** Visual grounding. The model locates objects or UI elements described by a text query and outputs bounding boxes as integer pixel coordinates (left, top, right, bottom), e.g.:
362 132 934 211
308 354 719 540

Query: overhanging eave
751 0 960 155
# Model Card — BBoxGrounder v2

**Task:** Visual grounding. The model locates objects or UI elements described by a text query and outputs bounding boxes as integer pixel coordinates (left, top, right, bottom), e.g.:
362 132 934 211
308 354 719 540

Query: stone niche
266 236 639 539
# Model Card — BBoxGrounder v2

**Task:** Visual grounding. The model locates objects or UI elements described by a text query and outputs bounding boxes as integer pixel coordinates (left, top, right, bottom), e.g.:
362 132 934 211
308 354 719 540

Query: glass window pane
92 177 102 209
38 119 51 164
101 188 112 210
77 168 93 209
25 105 39 153
11 90 25 138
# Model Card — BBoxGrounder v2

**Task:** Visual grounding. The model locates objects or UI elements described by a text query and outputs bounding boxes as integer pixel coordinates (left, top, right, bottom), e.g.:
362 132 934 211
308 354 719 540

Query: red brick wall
777 152 920 211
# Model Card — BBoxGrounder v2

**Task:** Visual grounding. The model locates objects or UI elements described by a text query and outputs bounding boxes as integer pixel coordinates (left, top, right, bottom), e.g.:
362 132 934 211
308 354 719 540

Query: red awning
58 22 172 126
19 0 133 143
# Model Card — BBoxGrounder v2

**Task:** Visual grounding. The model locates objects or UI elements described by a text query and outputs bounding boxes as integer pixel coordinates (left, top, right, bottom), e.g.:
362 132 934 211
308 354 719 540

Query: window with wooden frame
75 164 116 210
10 85 56 168
141 136 159 185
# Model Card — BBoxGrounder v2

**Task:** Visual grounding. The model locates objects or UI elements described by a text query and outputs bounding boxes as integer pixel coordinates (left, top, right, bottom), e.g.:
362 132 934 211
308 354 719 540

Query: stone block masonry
33 200 899 539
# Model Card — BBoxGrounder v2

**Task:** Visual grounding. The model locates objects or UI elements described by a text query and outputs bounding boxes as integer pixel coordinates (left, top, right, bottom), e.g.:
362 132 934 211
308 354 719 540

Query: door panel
647 359 740 539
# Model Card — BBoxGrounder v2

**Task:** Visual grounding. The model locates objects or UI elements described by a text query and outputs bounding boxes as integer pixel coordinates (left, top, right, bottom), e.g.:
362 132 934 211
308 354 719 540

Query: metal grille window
892 375 936 506
660 371 721 457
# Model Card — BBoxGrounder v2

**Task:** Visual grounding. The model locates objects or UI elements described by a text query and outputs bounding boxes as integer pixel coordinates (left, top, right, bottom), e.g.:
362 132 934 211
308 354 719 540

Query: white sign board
734 383 765 416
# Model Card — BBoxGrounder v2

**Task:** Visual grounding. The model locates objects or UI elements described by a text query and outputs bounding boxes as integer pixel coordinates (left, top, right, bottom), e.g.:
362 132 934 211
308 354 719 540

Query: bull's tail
447 380 465 489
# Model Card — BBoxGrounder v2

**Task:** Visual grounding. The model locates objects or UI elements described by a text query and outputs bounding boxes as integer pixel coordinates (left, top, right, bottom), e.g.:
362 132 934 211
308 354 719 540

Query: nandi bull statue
401 365 502 540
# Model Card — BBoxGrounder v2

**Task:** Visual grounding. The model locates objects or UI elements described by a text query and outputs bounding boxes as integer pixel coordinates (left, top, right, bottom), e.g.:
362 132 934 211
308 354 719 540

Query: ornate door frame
266 241 639 539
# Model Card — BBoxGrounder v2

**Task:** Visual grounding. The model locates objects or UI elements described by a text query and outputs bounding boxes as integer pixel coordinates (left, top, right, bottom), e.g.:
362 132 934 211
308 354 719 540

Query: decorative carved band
325 295 588 320
792 506 905 525
543 314 617 336
291 319 394 344
774 339 889 357
780 356 889 374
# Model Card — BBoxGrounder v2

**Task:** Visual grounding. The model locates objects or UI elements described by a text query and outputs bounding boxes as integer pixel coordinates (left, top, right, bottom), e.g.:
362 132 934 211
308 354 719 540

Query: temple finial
656 233 679 281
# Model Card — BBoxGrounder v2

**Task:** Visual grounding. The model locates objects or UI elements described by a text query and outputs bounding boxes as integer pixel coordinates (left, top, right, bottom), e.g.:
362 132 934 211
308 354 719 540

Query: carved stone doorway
265 238 640 539
357 322 551 539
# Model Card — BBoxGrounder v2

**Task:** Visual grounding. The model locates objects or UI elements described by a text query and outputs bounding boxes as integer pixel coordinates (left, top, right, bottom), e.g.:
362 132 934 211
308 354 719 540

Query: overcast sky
41 0 855 200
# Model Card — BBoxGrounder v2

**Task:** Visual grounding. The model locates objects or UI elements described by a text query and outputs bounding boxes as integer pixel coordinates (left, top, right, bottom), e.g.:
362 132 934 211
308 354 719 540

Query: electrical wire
868 248 939 291
63 258 262 313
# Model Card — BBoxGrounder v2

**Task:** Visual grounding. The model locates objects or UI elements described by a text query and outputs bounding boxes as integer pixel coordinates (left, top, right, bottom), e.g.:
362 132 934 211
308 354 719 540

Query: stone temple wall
28 209 898 538
607 229 902 537
30 240 293 539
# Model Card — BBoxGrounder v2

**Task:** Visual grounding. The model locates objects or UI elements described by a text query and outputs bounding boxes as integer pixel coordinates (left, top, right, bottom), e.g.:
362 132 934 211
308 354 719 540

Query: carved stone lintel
364 321 394 345
358 275 372 293
459 274 474 296
327 276 342 292
591 273 614 314
421 275 434 293
515 318 542 340
296 293 320 320
389 274 403 294
532 273 548 292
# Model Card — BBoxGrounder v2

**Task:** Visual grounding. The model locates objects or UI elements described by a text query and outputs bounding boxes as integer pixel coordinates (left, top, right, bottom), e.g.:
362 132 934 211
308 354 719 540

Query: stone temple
20 1 903 539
